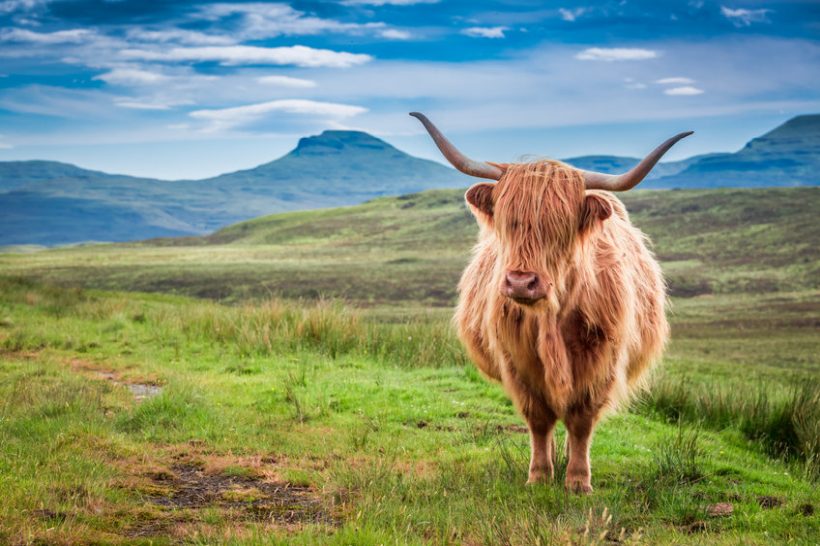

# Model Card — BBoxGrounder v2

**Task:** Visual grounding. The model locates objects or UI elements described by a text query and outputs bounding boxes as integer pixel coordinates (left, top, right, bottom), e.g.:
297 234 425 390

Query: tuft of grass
651 424 707 486
639 377 820 480
115 384 218 441
149 295 466 368
0 276 466 368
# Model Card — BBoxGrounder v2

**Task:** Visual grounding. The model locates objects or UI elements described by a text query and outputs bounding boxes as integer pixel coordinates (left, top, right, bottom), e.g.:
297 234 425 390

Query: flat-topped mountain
0 131 463 246
201 130 464 200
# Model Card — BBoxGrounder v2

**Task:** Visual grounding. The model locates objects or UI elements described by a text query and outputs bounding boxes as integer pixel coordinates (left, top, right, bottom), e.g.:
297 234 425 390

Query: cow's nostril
527 277 539 291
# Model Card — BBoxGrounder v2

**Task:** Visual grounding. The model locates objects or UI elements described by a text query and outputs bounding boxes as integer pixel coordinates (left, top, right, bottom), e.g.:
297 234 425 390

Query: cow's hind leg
525 403 558 484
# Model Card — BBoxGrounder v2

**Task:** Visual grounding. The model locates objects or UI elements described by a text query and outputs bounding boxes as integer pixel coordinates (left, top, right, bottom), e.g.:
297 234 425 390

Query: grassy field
1 187 817 304
1 186 818 544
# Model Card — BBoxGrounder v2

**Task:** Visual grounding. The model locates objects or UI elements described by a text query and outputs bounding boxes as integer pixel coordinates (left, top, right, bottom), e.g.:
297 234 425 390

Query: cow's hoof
526 474 547 485
565 478 593 494
526 467 553 485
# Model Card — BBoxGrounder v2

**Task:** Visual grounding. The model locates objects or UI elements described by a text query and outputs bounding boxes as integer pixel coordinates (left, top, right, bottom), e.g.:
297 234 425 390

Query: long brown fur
455 160 668 492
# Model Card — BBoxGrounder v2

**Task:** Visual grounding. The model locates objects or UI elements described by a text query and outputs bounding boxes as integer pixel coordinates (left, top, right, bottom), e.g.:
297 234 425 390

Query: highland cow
411 112 692 493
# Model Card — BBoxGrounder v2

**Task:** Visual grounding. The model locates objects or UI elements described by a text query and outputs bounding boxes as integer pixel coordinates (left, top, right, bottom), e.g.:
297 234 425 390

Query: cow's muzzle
503 271 547 305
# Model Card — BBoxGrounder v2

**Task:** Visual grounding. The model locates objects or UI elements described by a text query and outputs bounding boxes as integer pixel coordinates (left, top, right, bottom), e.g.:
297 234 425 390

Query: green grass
639 379 820 481
0 278 818 545
0 186 818 544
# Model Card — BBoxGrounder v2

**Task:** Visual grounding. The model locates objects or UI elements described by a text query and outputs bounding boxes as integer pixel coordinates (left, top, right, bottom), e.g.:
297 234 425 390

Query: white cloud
3 35 818 168
0 0 47 13
664 85 705 96
95 68 170 86
0 134 12 149
575 47 658 61
197 3 387 39
113 96 195 110
125 28 235 46
342 0 439 5
114 100 172 111
624 78 647 90
559 7 588 22
189 98 367 132
720 6 772 27
121 45 372 68
380 29 413 40
257 75 317 88
461 26 507 39
655 76 695 85
0 28 95 44
0 85 116 119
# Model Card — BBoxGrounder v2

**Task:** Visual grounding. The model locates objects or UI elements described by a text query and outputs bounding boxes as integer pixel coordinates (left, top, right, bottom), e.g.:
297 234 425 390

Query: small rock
707 502 734 517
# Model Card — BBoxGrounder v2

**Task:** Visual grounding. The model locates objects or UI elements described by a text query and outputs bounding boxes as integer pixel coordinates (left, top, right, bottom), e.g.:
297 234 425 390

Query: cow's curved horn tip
680 130 695 138
409 112 422 119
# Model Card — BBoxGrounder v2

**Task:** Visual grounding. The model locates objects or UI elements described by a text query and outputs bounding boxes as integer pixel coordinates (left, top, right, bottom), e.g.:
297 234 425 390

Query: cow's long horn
582 131 694 191
410 112 503 180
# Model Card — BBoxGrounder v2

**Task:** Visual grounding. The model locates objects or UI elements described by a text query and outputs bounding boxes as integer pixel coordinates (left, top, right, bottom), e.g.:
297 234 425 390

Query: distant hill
0 191 190 245
647 114 820 188
0 131 464 246
1 114 818 246
563 115 820 188
202 131 464 200
561 154 717 180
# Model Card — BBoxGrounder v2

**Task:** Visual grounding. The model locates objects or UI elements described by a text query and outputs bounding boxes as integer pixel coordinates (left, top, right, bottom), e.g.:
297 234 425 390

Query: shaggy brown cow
411 112 691 493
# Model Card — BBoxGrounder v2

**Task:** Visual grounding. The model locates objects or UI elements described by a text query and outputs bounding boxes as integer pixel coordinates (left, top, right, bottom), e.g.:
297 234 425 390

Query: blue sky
0 0 818 179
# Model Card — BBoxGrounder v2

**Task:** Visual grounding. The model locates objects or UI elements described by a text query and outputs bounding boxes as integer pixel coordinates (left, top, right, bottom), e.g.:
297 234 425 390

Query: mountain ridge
1 114 818 246
0 130 465 245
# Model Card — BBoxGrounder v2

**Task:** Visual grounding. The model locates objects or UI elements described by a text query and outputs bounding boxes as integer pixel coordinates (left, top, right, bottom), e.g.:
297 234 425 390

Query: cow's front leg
525 406 557 484
564 407 597 493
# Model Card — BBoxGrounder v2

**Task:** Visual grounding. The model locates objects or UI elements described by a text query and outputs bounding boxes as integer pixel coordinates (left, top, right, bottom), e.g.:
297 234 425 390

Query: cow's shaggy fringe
638 377 820 481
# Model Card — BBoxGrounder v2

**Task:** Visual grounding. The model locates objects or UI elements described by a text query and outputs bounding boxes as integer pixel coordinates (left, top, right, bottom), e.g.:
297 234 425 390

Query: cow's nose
504 271 547 304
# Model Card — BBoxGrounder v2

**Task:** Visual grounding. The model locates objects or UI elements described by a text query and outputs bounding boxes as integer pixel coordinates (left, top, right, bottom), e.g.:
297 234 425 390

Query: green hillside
3 186 816 305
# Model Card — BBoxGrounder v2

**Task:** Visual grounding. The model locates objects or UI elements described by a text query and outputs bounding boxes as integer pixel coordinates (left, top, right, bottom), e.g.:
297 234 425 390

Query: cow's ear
465 183 495 218
579 193 612 234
